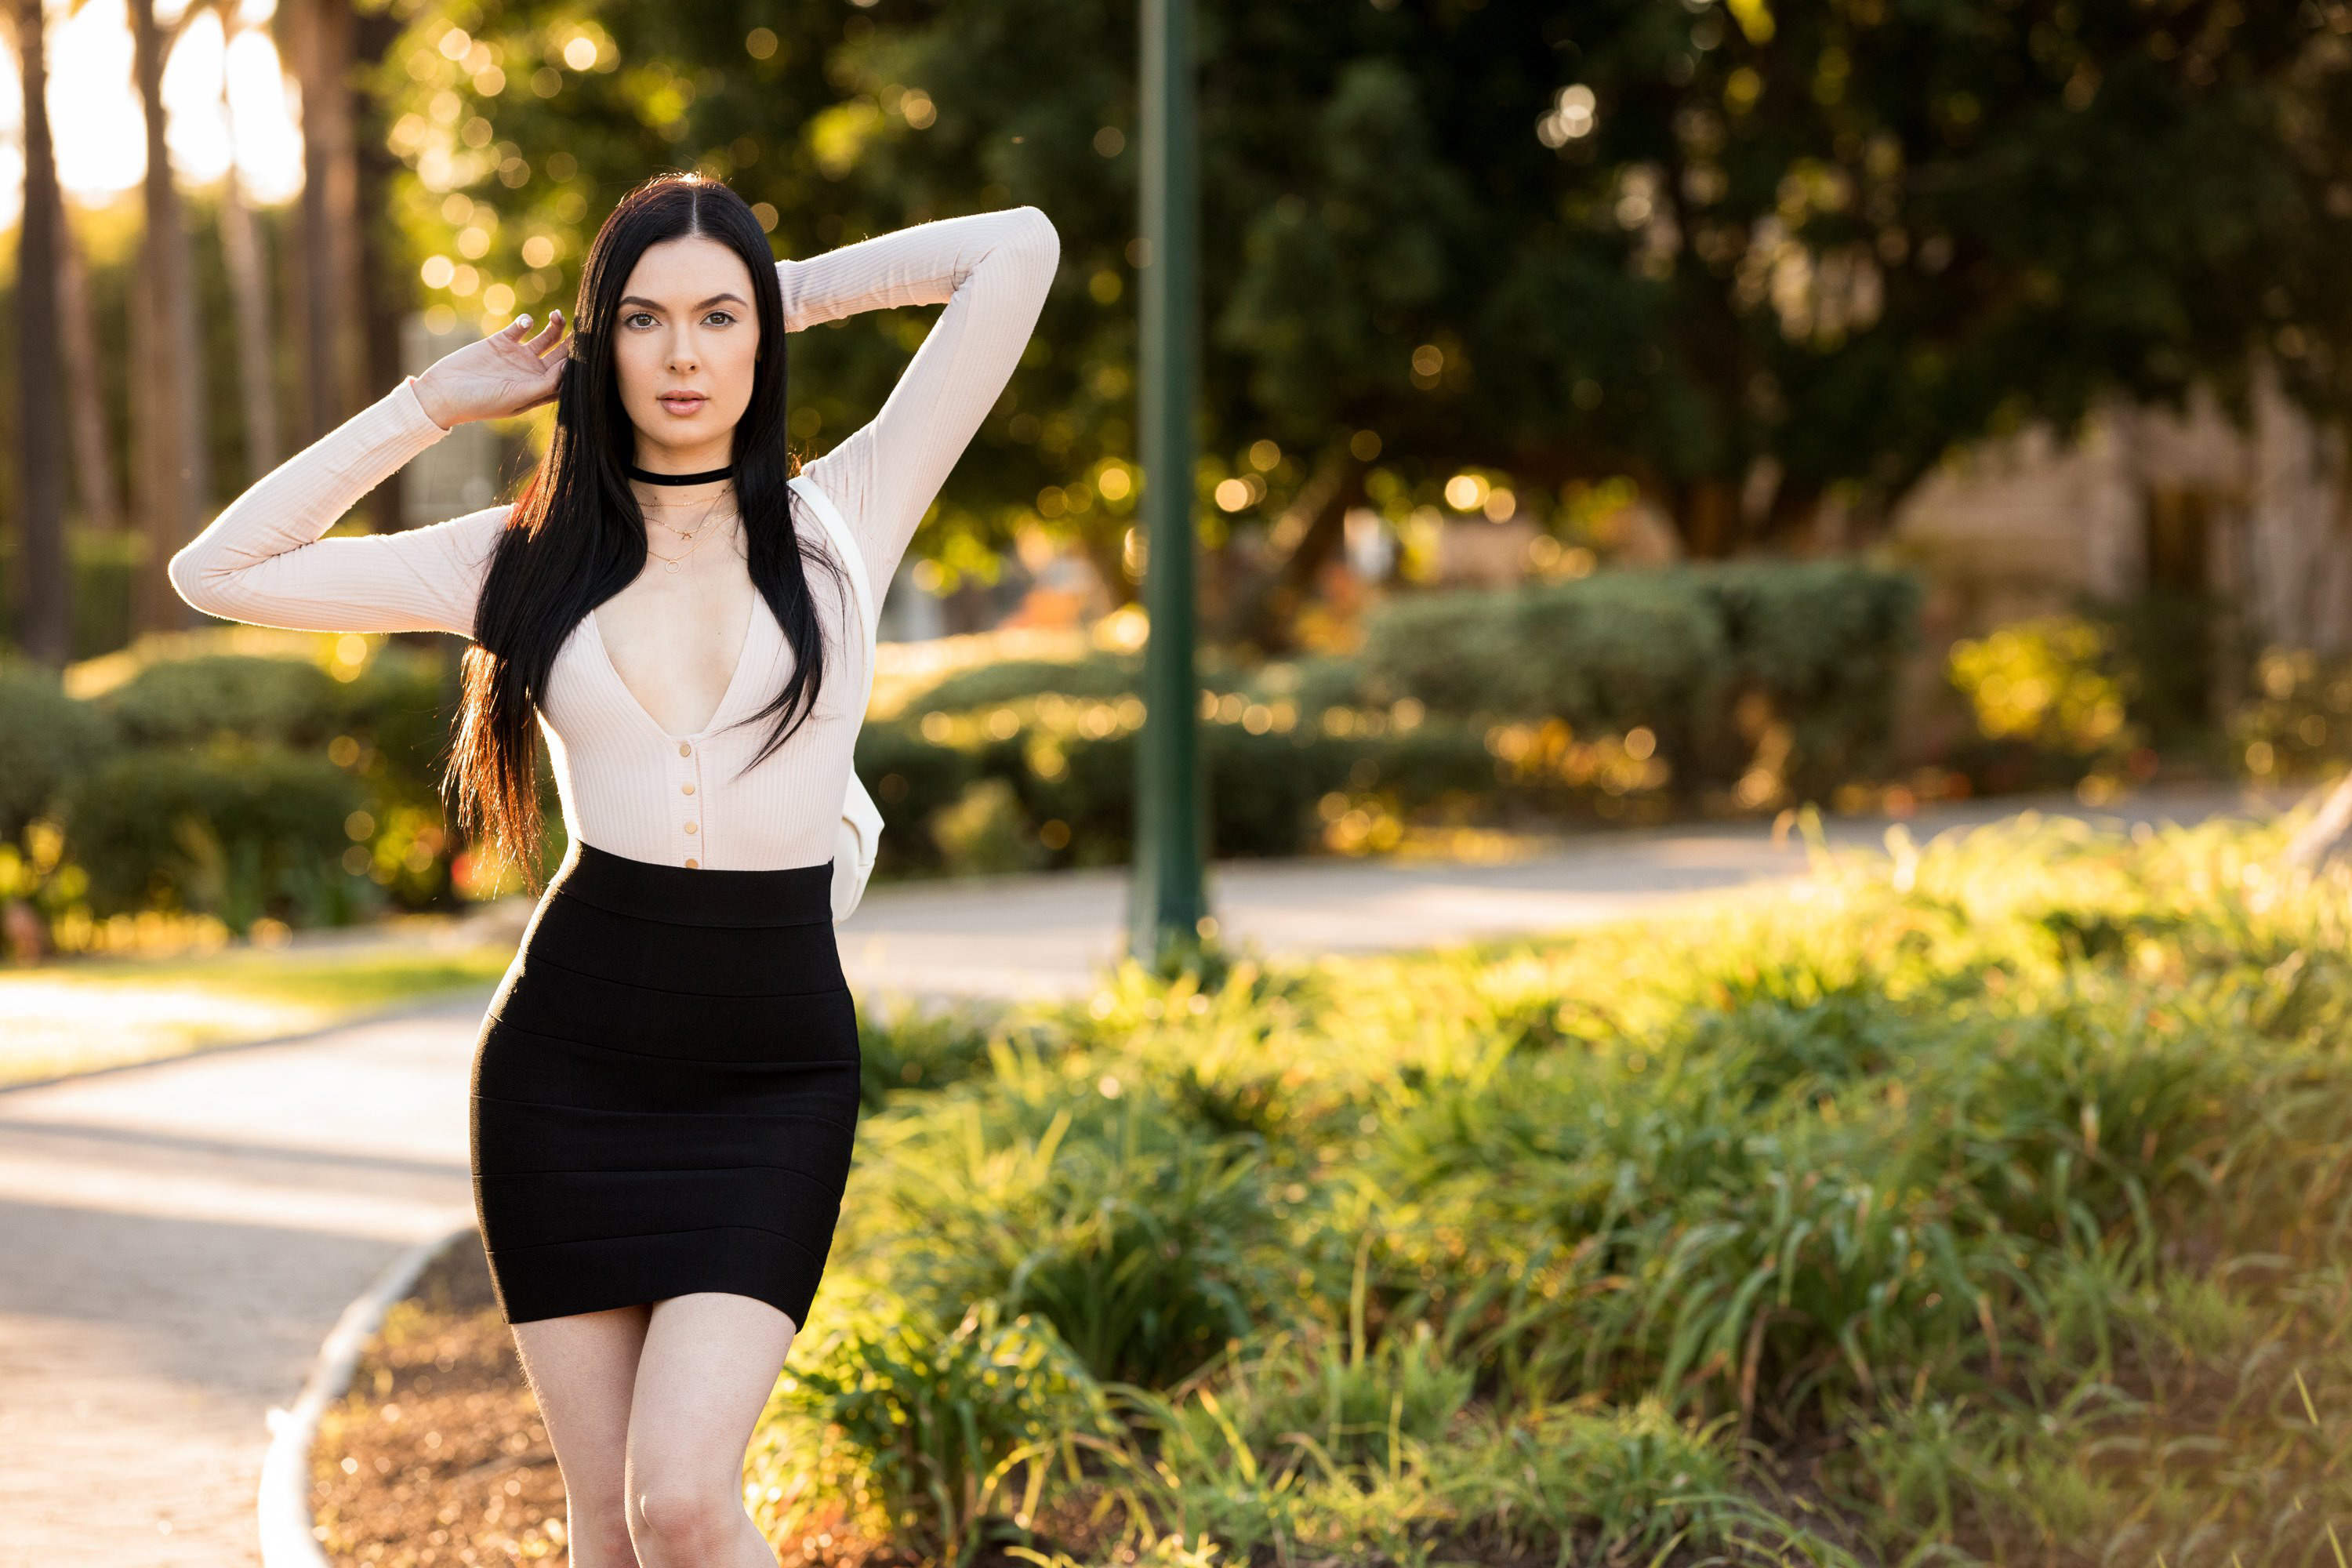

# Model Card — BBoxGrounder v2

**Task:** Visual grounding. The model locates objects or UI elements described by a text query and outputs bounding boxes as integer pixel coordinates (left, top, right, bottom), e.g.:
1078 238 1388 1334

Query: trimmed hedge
5 561 1927 932
0 662 116 840
0 645 463 941
1357 560 1922 795
861 562 1925 877
65 746 368 927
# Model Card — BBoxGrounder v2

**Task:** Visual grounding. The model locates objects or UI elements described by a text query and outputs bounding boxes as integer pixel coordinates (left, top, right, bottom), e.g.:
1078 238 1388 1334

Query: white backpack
786 474 887 923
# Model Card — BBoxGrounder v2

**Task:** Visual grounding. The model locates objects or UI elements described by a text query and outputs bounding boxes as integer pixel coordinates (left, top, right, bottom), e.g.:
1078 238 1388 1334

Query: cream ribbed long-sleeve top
169 205 1058 872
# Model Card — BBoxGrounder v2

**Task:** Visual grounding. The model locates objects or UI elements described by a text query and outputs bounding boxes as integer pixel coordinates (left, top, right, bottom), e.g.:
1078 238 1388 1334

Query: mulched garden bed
304 1232 1050 1568
309 1230 568 1566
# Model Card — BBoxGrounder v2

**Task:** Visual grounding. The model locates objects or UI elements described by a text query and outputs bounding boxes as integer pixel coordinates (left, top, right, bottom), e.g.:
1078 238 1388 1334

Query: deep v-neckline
586 596 767 742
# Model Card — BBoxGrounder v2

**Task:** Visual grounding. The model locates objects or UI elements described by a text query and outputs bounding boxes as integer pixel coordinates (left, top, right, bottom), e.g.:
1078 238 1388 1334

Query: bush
1362 573 1729 758
1200 722 1356 856
928 777 1050 875
1237 652 1372 714
339 647 463 805
0 661 116 840
95 648 455 802
888 690 1508 873
97 655 350 749
1704 559 1922 792
1011 710 1142 866
1358 561 1922 800
749 1298 1114 1568
912 650 1142 710
2229 644 2352 786
62 746 371 931
1163 1319 1476 1479
871 1049 1289 1388
856 716 980 876
864 564 1921 870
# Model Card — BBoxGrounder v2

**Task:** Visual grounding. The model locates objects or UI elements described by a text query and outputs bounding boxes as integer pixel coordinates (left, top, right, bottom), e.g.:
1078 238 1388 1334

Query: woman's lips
657 393 707 416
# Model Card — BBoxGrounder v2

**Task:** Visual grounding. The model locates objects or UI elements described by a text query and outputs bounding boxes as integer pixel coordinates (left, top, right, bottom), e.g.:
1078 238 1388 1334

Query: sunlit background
9 0 2352 944
6 7 2352 1563
0 0 303 218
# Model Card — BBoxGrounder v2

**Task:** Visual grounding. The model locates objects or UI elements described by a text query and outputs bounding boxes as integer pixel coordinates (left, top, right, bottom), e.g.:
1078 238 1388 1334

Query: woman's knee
627 1472 747 1558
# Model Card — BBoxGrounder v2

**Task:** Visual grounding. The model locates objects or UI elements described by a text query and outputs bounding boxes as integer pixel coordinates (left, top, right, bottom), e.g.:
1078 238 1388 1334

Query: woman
169 172 1058 1566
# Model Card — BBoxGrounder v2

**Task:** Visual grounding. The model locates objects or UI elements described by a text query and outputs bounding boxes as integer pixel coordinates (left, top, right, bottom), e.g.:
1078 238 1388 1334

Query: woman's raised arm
166 375 505 637
779 205 1059 590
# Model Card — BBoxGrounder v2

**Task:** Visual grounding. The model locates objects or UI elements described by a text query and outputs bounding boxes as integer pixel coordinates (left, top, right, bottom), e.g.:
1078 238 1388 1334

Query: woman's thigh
511 1304 653 1526
625 1293 798 1501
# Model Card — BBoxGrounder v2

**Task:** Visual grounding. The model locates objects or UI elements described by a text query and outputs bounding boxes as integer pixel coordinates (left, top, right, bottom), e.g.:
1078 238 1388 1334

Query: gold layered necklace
642 489 736 575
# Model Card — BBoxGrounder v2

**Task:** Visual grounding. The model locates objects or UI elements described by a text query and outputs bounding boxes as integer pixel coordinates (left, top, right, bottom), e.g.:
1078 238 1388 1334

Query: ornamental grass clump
764 804 2352 1565
747 1296 1117 1568
856 1042 1291 1389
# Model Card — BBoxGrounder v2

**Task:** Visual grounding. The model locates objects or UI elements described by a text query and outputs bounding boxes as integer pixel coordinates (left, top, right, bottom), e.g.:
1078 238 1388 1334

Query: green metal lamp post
1128 0 1208 966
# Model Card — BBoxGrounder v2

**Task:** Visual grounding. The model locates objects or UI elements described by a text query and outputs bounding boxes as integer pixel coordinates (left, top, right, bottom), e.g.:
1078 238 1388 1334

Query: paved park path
0 786 2271 1564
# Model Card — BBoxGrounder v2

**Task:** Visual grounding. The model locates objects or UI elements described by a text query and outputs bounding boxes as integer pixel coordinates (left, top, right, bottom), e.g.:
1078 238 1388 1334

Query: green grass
746 808 2352 1567
0 936 514 1086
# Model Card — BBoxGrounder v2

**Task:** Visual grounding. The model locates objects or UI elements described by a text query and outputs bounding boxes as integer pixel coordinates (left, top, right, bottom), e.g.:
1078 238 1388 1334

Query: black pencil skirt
469 840 862 1330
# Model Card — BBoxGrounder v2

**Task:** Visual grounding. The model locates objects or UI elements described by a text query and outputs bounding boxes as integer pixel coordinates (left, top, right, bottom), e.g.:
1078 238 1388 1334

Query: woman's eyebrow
617 292 750 309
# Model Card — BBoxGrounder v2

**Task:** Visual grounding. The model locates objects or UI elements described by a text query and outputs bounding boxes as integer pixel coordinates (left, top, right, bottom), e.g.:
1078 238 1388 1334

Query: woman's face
610 234 762 467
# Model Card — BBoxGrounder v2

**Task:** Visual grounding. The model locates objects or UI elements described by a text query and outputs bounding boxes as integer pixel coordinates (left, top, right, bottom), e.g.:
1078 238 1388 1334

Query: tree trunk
1676 477 1741 559
289 0 364 445
354 2 408 532
217 20 281 487
13 0 70 665
128 0 207 634
57 216 123 536
1223 445 1360 655
1762 474 1825 552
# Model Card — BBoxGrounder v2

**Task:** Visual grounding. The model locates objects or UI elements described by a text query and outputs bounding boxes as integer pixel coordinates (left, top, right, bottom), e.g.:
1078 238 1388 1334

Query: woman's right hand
412 310 572 429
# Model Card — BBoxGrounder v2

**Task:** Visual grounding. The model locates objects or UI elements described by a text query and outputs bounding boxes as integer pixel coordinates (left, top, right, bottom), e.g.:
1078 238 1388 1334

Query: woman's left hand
413 311 572 428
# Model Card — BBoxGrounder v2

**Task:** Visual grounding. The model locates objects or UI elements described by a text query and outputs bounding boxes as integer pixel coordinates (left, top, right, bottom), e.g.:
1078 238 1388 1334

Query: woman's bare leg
623 1292 798 1567
511 1304 654 1567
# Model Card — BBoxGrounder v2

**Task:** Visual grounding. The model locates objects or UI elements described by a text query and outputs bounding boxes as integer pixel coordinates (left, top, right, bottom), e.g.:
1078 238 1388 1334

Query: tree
12 0 69 664
216 2 283 485
126 0 212 635
282 0 365 445
365 2 2352 637
57 211 122 539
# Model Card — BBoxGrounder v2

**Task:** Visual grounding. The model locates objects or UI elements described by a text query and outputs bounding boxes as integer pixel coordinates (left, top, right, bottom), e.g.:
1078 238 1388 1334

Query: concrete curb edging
257 1219 479 1568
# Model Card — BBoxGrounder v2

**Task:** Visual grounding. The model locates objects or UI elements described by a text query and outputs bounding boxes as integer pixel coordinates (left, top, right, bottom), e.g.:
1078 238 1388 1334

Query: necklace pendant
666 560 681 574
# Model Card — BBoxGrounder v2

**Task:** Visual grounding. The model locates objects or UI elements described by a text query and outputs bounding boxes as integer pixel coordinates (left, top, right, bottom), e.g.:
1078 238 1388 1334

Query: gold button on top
684 857 699 869
684 821 698 834
681 782 695 796
678 742 691 757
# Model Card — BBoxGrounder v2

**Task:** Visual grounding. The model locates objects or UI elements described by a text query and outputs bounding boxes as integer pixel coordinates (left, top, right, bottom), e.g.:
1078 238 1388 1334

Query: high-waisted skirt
469 840 862 1329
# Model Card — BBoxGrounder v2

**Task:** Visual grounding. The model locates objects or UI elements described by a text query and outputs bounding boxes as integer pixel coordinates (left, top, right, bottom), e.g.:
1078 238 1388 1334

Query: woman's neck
632 430 734 477
630 475 735 515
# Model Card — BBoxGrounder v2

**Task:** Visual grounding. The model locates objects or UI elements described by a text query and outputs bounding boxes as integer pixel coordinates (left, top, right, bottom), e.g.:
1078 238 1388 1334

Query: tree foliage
370 0 2352 590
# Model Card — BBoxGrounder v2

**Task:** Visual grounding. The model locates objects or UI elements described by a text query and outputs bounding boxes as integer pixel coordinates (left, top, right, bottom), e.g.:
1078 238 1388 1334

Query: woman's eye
625 311 655 328
706 310 736 325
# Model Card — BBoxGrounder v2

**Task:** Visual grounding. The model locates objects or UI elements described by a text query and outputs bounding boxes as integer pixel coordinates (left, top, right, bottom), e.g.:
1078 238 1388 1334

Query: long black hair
443 172 848 885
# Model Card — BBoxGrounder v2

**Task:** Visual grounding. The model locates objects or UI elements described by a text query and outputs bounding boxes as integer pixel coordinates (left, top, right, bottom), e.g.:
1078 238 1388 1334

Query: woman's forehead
619 235 757 303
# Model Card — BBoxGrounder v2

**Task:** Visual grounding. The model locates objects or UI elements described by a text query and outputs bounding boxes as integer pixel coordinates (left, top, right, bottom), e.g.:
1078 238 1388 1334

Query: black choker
627 463 734 485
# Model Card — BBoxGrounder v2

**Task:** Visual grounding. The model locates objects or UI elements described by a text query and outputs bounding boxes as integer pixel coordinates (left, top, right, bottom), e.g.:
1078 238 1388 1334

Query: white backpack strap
787 474 879 681
788 474 887 921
